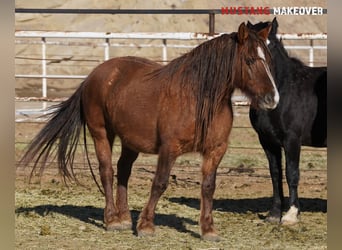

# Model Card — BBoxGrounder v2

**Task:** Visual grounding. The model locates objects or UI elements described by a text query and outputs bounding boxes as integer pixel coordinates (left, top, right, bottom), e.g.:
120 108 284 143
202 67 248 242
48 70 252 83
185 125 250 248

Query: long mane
271 38 305 67
150 33 238 149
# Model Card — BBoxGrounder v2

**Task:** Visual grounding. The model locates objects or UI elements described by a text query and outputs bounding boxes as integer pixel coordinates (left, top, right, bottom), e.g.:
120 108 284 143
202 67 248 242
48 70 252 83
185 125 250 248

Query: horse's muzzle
258 92 279 110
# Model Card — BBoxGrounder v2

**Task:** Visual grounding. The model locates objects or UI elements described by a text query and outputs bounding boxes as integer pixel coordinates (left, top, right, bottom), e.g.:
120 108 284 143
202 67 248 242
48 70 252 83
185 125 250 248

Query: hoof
265 215 281 224
137 217 155 237
120 220 133 230
137 228 155 237
281 217 300 226
201 232 221 242
106 220 132 231
281 206 300 225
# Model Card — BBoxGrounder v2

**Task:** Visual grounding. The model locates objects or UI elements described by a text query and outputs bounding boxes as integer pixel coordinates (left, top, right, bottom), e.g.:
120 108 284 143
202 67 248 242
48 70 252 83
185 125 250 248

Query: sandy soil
15 105 327 249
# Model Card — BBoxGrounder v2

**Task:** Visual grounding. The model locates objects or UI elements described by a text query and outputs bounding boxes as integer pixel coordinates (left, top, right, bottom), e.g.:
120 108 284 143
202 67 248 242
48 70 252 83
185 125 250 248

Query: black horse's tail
20 82 102 192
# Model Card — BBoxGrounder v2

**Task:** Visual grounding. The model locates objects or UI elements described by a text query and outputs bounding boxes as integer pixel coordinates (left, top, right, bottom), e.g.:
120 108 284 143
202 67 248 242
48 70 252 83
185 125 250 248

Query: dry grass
15 105 327 249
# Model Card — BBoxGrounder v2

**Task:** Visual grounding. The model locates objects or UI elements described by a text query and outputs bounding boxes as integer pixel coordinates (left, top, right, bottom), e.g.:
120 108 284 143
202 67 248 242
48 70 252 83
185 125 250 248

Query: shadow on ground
15 205 200 238
168 196 327 214
15 196 326 238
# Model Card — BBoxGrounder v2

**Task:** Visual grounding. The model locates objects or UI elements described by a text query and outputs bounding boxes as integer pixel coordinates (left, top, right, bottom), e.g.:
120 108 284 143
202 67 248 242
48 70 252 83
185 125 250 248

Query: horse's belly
118 130 159 155
112 109 160 154
120 136 159 154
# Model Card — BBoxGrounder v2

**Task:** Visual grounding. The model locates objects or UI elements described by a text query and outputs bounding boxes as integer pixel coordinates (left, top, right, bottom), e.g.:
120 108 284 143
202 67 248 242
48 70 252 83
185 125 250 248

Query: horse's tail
19 82 101 189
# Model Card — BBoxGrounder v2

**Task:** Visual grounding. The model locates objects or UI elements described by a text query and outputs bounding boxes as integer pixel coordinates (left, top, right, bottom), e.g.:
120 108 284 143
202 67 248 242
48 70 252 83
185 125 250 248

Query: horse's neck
271 45 300 87
271 43 290 64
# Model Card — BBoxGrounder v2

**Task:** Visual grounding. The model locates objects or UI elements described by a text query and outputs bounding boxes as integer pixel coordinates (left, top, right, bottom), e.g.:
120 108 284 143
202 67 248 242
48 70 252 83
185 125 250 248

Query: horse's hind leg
88 123 119 230
137 146 177 236
114 145 139 230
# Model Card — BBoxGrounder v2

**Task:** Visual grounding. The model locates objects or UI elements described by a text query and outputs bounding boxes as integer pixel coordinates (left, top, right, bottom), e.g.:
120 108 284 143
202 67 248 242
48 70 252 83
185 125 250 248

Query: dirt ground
15 105 327 249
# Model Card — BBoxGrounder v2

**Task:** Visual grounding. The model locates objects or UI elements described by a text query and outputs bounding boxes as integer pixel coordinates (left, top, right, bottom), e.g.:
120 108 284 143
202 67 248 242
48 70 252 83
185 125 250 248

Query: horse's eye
245 58 254 66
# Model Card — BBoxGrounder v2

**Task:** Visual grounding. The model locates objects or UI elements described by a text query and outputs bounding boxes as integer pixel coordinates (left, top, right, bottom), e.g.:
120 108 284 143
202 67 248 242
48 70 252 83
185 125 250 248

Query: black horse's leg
200 142 227 241
260 139 284 223
137 145 177 236
112 145 139 230
282 136 301 225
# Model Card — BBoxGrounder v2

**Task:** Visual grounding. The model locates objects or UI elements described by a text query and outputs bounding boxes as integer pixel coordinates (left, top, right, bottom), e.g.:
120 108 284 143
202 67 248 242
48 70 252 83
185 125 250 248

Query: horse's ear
246 21 253 28
237 22 249 44
271 17 279 34
257 23 272 42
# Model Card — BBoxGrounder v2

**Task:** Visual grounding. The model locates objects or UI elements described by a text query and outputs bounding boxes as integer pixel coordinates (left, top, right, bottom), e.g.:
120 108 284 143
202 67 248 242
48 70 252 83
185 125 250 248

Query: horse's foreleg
200 142 227 242
282 137 301 225
260 140 283 223
137 146 177 236
115 146 139 230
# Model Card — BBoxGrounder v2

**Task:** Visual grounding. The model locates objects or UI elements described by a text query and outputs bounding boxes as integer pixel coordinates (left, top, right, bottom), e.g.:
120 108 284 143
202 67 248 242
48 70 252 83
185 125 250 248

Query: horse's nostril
259 92 278 110
266 93 274 104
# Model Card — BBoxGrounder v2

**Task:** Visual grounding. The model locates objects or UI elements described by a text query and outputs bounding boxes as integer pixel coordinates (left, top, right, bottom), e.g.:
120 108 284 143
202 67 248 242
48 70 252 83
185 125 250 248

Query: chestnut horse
20 22 278 241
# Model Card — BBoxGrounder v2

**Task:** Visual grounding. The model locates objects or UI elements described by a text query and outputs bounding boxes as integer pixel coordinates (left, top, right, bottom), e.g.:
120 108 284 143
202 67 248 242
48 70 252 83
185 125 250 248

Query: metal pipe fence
15 31 327 98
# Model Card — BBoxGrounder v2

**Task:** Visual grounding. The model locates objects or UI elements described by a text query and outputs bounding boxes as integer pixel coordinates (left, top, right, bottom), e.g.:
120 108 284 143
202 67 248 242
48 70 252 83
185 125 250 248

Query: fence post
209 13 215 35
309 39 314 67
162 39 167 64
104 38 110 61
41 37 47 97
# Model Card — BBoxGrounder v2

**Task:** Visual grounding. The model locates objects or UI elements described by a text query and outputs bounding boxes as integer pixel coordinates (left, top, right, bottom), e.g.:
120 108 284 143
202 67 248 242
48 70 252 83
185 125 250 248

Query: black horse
248 18 326 224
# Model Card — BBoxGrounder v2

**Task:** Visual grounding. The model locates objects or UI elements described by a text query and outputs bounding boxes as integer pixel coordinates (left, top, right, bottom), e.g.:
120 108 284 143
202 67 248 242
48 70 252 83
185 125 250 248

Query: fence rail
15 31 327 97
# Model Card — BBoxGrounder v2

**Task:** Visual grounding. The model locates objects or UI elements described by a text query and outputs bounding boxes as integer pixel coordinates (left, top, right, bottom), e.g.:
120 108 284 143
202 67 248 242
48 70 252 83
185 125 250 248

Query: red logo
221 7 271 15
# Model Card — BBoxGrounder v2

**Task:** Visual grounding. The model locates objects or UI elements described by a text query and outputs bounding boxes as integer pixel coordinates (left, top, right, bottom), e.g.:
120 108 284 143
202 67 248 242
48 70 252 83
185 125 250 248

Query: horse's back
297 66 326 146
82 56 164 153
82 56 159 94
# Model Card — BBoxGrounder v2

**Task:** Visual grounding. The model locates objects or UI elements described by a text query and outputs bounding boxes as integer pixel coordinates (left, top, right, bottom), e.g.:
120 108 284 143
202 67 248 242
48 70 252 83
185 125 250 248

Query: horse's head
247 18 291 68
247 18 278 42
247 18 279 45
233 22 279 110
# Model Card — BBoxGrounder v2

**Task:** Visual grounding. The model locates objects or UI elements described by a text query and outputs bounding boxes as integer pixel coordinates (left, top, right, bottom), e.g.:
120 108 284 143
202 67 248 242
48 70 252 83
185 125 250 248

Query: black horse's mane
270 37 305 67
150 33 239 149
